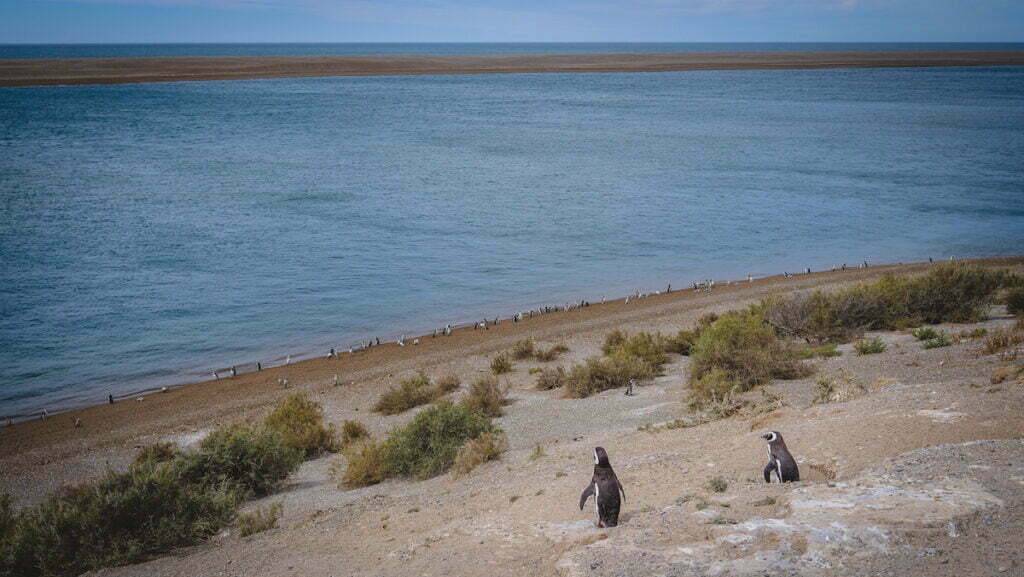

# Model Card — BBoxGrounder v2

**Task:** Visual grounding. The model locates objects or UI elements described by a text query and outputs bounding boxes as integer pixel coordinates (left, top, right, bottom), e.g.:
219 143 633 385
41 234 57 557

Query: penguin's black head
761 431 779 443
593 447 610 467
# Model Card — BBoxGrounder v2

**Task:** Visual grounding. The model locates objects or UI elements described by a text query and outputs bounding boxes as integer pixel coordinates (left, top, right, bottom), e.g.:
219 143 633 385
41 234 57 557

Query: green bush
510 339 535 360
264 393 337 457
605 331 667 368
490 354 513 375
764 263 1009 343
564 331 669 398
534 343 569 362
460 376 508 418
662 330 700 355
688 309 810 401
922 332 953 349
912 327 940 341
1007 287 1024 316
382 404 499 480
602 330 627 355
172 425 303 499
1 465 237 577
374 372 454 415
340 404 500 487
854 337 886 355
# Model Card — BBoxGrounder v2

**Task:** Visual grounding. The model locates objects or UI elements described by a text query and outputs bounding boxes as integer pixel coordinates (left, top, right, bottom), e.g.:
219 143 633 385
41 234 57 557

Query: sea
2 44 1023 417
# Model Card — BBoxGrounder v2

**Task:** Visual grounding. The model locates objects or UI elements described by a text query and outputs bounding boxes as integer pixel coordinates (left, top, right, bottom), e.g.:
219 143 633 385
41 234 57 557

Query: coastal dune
3 50 1024 86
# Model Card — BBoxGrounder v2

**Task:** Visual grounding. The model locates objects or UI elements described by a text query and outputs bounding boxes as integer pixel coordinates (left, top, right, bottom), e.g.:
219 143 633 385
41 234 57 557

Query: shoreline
1 50 1023 86
0 259 974 422
2 256 1022 466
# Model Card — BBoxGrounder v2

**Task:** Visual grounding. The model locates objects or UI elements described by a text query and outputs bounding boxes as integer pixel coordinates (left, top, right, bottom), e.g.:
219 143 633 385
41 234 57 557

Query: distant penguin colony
579 447 626 528
762 431 800 483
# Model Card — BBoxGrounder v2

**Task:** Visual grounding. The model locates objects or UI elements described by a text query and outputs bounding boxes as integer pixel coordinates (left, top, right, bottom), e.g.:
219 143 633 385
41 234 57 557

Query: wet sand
2 50 1024 86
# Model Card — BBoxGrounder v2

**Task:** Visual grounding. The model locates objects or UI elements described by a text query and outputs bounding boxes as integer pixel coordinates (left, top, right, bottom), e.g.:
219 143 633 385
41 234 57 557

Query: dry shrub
814 372 866 404
707 477 728 493
490 354 513 375
339 420 370 446
564 332 669 398
461 376 509 417
534 366 566 390
991 366 1013 384
602 330 627 354
133 442 180 466
806 461 838 481
534 343 569 362
236 502 282 537
434 374 461 393
511 339 536 359
982 327 1024 356
264 393 338 457
794 343 841 359
452 432 508 477
373 372 454 415
1006 286 1024 316
339 440 389 489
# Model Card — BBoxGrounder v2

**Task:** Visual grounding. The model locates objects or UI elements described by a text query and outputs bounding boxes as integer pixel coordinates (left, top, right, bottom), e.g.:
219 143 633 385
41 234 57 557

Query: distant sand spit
3 50 1024 86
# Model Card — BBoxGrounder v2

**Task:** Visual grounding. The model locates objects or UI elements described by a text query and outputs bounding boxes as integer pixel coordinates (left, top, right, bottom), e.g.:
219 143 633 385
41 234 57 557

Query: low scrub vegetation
452 432 508 477
339 420 370 447
764 263 1014 343
854 337 886 355
340 403 500 488
264 393 337 457
490 354 513 375
460 376 508 418
374 372 458 415
534 366 566 390
794 343 841 359
921 331 953 349
564 331 669 398
912 327 941 341
687 309 811 408
534 343 569 362
1006 286 1024 316
510 339 535 359
236 502 282 537
707 477 728 493
0 391 319 577
983 326 1024 356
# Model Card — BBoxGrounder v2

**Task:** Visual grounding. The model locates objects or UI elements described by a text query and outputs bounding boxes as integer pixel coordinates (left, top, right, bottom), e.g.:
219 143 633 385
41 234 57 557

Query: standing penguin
761 431 799 483
579 447 626 527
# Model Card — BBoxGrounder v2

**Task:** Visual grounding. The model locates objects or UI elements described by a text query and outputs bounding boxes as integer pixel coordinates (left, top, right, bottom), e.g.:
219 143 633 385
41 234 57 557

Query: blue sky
2 0 1023 44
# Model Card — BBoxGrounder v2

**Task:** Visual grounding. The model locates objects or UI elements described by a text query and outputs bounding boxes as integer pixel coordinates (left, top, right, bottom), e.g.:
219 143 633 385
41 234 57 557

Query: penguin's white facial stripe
594 449 599 465
767 432 777 442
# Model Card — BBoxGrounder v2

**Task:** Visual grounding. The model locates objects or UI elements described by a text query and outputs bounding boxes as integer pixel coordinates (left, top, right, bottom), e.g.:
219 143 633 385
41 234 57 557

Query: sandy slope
2 258 1023 577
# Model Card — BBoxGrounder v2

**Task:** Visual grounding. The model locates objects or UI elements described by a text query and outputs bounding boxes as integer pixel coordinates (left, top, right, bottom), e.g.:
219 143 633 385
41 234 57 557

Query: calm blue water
2 42 1023 59
2 66 1024 416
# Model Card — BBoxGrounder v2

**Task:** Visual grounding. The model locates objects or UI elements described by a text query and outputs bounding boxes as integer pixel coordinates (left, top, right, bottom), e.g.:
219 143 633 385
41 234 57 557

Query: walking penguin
579 447 626 527
762 431 800 483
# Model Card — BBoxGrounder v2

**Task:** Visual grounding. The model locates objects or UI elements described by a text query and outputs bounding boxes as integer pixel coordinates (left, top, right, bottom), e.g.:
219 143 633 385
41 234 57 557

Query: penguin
579 447 626 527
761 431 799 483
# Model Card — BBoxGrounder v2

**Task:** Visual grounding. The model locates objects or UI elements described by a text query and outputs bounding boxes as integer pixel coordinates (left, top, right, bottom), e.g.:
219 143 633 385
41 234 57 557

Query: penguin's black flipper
763 461 775 483
579 482 595 510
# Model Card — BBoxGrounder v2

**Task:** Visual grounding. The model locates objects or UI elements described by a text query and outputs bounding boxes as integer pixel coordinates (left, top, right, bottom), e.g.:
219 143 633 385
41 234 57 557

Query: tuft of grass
264 393 338 457
452 432 508 477
460 375 509 418
707 477 728 493
511 339 536 360
794 343 841 359
132 442 180 467
602 330 627 354
921 331 953 349
490 354 513 375
528 367 542 375
990 366 1015 384
854 337 886 355
912 327 941 341
534 367 566 391
339 420 370 447
751 497 776 507
373 373 455 415
675 494 694 505
707 515 738 525
555 471 567 478
237 502 282 537
341 403 500 488
528 444 546 461
534 343 569 362
814 372 866 404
